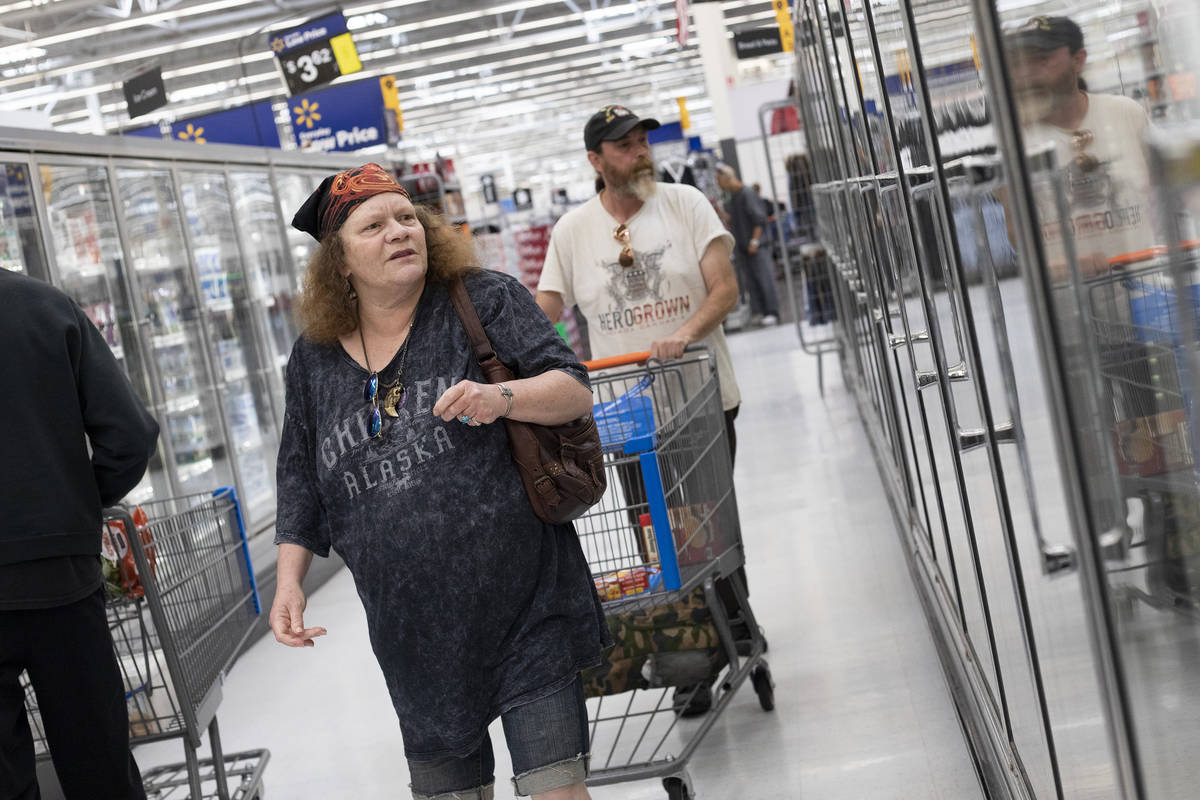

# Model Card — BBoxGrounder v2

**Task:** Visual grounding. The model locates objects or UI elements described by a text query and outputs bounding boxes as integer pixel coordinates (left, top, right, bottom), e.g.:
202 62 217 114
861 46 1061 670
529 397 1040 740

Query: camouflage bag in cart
582 587 728 698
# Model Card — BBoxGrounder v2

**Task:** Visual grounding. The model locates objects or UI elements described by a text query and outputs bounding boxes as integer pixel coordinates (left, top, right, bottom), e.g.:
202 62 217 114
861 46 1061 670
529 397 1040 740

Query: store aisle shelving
136 324 984 799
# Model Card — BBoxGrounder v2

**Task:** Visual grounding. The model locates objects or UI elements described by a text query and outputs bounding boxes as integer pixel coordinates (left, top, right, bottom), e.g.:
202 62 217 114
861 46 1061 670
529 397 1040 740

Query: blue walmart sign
288 76 398 152
122 102 280 148
170 102 280 148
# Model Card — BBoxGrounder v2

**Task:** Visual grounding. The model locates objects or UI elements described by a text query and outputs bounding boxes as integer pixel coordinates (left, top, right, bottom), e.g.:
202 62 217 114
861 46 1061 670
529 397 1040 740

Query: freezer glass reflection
274 170 326 291
40 164 166 505
178 169 279 528
999 2 1200 797
229 170 299 391
115 167 234 497
0 163 47 281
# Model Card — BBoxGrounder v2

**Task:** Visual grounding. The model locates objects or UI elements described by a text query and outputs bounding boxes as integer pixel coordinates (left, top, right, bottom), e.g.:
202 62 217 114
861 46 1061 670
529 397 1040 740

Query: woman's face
339 192 427 298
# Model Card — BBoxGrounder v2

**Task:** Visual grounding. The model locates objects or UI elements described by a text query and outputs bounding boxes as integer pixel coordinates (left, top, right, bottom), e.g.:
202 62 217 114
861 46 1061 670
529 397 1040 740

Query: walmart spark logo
177 123 206 143
294 99 321 129
270 37 285 53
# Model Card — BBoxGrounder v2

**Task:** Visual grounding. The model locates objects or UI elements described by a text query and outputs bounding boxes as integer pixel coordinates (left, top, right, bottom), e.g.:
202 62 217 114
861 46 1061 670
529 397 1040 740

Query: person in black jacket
0 269 159 800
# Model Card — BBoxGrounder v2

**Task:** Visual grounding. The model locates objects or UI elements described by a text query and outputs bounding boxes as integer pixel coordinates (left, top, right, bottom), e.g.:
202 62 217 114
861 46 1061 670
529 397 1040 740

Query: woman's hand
270 583 327 648
433 380 505 426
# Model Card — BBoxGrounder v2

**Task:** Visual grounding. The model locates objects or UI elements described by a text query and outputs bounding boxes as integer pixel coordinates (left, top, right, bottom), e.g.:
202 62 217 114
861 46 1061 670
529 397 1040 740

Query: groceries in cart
101 504 156 599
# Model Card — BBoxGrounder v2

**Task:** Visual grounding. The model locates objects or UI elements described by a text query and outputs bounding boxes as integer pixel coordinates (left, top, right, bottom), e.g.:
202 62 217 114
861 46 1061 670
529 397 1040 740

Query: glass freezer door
176 168 279 530
228 169 299 415
274 169 326 285
0 163 48 281
113 167 235 498
981 1 1200 798
38 162 168 506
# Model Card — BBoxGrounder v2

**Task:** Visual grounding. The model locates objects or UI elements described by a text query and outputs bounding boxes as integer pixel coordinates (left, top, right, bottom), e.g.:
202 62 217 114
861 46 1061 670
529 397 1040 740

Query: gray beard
613 172 657 202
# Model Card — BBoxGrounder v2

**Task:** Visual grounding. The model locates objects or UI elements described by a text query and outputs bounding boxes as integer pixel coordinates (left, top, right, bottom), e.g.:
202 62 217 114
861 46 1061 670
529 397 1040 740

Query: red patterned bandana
291 162 411 242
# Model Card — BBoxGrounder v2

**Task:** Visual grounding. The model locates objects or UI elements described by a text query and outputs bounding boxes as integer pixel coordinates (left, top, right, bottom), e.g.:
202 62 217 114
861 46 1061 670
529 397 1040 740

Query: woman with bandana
270 163 609 800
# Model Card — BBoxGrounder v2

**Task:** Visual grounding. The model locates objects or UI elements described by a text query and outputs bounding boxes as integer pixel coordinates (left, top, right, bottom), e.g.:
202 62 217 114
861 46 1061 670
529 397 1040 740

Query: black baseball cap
584 105 661 152
1009 16 1084 52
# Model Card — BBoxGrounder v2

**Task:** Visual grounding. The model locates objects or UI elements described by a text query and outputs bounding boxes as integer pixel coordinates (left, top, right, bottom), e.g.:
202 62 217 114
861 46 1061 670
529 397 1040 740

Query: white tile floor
137 323 985 799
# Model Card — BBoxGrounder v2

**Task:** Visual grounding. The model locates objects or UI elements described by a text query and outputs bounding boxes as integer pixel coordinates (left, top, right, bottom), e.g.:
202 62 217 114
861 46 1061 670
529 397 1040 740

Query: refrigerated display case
39 162 169 506
0 162 47 281
0 126 363 534
228 169 301 401
176 168 281 526
114 166 237 504
793 0 1200 797
273 168 327 310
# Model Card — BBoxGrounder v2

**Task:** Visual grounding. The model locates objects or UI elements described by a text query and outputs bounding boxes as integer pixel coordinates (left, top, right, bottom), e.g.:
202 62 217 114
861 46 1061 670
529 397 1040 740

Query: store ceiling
0 0 792 197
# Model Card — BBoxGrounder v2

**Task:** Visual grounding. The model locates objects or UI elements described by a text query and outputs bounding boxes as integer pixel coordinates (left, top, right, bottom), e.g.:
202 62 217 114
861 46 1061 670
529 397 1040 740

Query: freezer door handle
957 420 1016 451
1041 544 1077 575
916 361 967 389
890 330 930 349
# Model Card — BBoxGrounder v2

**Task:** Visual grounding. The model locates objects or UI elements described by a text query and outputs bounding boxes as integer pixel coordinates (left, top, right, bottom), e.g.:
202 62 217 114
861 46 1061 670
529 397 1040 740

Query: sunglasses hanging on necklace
359 318 415 438
613 223 634 267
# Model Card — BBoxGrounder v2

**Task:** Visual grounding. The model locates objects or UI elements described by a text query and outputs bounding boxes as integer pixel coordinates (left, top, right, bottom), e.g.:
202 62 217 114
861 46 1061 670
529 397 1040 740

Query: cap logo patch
604 105 633 122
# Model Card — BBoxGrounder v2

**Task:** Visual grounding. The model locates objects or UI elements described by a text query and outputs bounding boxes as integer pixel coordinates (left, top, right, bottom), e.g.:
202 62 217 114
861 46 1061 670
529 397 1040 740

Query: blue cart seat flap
594 375 657 453
1126 278 1200 345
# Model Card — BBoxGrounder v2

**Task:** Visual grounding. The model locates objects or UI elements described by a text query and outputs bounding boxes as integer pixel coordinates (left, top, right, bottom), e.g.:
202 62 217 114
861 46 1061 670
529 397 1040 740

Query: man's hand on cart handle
649 332 691 362
270 585 327 648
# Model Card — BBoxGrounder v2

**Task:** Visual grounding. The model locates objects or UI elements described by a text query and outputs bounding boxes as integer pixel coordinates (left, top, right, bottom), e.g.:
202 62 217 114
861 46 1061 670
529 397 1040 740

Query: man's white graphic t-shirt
538 183 741 410
1028 93 1157 273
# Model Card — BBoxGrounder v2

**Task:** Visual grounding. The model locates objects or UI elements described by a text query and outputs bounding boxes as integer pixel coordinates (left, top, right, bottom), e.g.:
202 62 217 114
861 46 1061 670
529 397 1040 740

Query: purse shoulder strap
448 276 515 383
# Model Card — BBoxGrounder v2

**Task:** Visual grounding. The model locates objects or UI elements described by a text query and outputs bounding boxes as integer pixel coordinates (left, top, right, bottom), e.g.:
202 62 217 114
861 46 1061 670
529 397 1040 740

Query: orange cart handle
583 351 652 371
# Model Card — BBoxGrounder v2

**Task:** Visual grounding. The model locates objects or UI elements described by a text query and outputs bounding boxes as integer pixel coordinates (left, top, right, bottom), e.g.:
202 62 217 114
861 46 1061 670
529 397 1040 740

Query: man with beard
1009 15 1156 277
536 105 741 447
536 105 751 717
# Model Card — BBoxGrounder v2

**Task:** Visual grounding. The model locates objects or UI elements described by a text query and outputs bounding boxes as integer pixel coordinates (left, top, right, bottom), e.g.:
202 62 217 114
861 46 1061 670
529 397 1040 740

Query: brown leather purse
449 277 607 524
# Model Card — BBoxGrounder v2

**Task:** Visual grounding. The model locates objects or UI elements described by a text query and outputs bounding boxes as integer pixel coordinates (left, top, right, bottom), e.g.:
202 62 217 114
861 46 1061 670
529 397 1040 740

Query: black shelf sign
269 11 362 96
123 67 167 119
734 28 783 59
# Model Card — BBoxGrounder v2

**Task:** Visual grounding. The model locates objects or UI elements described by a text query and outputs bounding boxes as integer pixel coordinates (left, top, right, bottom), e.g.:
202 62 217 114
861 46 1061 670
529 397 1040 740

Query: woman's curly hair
297 203 478 343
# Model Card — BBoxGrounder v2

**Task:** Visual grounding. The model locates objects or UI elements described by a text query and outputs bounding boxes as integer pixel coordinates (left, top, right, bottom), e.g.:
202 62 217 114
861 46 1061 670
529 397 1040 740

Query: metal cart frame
22 488 268 800
576 349 774 800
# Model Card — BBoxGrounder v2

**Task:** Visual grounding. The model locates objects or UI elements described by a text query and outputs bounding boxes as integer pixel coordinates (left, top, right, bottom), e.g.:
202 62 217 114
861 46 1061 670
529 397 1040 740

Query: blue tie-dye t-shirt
274 269 610 760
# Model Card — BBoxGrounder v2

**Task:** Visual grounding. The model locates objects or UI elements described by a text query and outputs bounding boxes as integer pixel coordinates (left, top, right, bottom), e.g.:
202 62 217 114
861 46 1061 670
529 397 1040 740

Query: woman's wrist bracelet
497 383 514 418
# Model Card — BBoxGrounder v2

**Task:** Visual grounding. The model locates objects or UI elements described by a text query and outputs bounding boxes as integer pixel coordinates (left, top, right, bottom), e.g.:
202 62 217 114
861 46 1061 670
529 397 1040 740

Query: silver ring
468 419 482 427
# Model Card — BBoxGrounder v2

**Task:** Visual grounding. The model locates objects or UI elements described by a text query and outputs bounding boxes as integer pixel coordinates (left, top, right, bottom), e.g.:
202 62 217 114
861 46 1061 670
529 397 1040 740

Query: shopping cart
21 488 268 800
1083 248 1200 613
577 349 773 800
759 99 840 397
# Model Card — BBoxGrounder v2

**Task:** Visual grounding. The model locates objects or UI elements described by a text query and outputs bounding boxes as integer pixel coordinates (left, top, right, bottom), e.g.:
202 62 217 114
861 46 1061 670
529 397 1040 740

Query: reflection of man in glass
1010 15 1156 277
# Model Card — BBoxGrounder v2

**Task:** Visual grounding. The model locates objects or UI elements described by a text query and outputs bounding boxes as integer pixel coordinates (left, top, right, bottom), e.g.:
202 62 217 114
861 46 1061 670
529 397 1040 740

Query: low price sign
269 11 362 96
289 75 402 152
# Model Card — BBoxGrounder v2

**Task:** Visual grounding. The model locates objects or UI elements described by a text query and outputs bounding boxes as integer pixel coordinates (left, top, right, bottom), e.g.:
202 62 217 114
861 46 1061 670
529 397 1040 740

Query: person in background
270 163 609 800
718 166 781 327
536 105 752 717
752 182 780 256
0 269 159 800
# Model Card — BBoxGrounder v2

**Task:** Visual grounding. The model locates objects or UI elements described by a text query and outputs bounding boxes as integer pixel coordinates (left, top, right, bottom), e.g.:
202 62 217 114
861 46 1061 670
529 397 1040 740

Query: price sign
269 12 361 96
281 40 339 94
